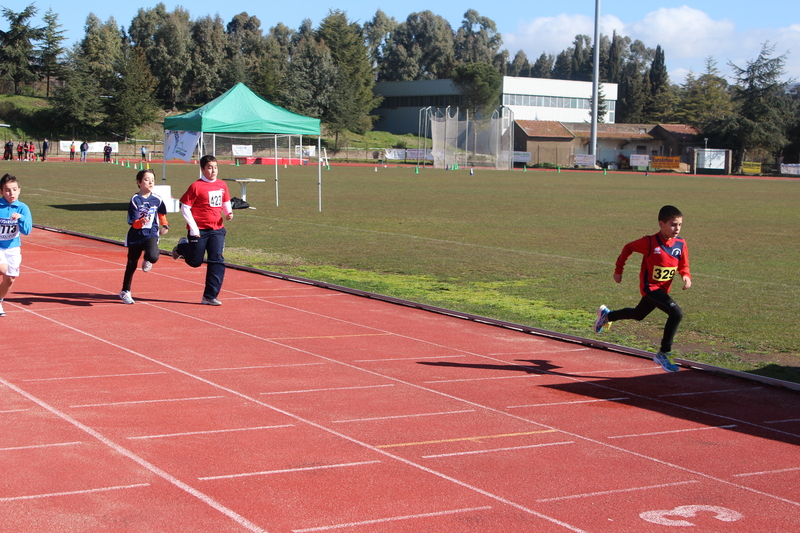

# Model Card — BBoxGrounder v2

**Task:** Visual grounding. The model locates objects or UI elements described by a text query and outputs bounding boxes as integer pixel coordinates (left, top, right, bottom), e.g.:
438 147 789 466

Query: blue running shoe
654 352 679 372
594 305 611 333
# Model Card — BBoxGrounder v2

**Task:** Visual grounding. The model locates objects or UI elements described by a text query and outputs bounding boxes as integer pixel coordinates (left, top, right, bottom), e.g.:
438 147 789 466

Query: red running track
1 229 799 532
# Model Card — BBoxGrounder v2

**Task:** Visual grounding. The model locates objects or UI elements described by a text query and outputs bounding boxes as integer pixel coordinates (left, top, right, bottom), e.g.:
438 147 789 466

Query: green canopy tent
163 83 323 210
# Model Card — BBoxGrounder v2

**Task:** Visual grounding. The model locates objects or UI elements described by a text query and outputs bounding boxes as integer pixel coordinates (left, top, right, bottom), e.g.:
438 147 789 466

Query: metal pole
274 135 279 207
589 0 601 160
317 136 322 212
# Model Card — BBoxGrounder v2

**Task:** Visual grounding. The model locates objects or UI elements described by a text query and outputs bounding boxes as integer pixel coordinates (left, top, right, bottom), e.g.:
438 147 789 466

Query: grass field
7 159 799 383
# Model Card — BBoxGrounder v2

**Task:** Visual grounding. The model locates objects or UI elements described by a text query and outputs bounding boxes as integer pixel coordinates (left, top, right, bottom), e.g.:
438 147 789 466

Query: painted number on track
640 505 743 527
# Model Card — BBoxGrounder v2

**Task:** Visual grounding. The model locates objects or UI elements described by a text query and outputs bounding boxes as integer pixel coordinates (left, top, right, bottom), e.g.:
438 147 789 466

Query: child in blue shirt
0 174 33 317
119 169 169 304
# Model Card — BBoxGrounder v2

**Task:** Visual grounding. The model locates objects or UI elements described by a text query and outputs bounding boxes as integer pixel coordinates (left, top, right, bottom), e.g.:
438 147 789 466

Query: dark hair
136 169 155 182
0 173 18 187
199 154 217 169
658 205 683 222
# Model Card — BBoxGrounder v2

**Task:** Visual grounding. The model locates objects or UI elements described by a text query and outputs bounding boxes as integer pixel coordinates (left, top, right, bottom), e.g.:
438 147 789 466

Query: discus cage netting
424 106 514 170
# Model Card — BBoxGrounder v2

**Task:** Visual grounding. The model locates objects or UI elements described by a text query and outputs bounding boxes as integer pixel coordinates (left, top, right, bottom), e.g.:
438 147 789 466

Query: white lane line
535 480 700 502
764 418 800 424
260 384 393 395
0 441 82 452
128 425 294 440
0 409 29 414
423 441 575 459
199 460 381 481
425 374 539 384
198 363 325 372
508 398 629 409
658 387 762 398
332 410 475 424
23 372 167 382
354 355 467 362
70 396 226 408
291 506 493 532
0 376 269 533
733 466 800 478
0 483 151 502
608 425 737 439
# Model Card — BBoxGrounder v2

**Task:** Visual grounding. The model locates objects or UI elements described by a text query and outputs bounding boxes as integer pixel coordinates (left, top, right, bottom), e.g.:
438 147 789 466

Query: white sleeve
180 203 200 236
223 200 233 216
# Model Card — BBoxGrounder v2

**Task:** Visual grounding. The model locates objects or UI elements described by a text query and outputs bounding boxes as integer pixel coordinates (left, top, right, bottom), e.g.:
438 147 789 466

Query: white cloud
502 7 799 83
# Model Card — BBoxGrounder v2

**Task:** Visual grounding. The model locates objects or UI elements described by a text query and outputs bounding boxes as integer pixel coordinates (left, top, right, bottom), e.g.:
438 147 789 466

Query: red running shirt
614 233 691 296
179 178 230 230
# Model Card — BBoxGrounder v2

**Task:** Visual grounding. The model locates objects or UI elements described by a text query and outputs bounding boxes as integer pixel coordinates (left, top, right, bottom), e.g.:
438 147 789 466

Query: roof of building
657 124 702 142
516 120 574 139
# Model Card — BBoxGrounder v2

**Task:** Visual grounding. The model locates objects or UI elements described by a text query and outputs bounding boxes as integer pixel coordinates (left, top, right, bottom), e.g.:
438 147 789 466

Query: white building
372 77 618 134
502 77 617 123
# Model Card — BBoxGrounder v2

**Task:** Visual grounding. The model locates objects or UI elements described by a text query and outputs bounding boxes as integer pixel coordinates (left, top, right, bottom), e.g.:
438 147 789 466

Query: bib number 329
652 266 677 281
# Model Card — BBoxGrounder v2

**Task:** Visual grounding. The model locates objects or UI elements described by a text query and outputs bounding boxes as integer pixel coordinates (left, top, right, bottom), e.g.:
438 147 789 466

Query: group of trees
0 3 797 165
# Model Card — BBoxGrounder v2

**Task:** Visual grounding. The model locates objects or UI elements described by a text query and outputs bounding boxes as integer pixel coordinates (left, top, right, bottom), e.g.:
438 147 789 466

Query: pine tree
0 5 44 94
38 9 66 97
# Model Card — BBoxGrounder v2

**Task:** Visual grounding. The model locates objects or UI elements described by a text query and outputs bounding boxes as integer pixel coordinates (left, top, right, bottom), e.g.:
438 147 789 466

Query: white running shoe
201 296 222 306
119 291 135 304
0 302 5 316
142 260 153 272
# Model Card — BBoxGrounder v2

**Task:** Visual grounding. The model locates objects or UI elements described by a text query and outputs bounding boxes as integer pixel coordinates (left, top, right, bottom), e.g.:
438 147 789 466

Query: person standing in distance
172 155 233 305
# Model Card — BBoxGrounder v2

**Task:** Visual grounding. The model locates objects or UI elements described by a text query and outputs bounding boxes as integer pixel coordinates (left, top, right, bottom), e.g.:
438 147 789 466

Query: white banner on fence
780 164 800 176
58 141 118 153
630 154 649 167
513 152 531 162
164 130 201 162
697 149 726 169
575 154 596 166
294 145 316 157
384 149 406 160
406 149 434 161
231 145 253 157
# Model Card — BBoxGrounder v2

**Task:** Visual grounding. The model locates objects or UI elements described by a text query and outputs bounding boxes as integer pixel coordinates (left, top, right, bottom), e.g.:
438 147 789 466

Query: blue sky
27 1 800 83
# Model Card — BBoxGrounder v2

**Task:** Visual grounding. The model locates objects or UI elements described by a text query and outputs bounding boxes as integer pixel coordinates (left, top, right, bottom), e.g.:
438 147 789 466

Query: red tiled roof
658 124 702 142
515 120 574 139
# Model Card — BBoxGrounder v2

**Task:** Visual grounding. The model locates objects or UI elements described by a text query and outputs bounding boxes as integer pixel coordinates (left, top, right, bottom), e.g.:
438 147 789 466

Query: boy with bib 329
594 205 692 372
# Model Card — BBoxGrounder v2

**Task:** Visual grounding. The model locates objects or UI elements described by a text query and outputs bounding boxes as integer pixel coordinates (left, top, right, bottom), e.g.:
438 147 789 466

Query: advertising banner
651 156 681 169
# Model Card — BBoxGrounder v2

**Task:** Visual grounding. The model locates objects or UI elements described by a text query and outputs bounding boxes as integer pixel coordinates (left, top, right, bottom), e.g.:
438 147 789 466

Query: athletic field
5 159 799 382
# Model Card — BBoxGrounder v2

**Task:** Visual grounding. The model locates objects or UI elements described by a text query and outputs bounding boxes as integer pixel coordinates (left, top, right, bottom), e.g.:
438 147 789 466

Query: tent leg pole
318 136 322 212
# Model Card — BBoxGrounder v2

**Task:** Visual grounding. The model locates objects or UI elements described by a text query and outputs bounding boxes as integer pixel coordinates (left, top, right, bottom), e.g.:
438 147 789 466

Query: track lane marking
508 397 629 409
128 424 294 440
291 506 493 532
423 441 575 459
0 483 152 502
733 466 800 478
0 376 269 533
199 362 325 372
0 441 83 452
332 409 475 423
23 372 167 382
70 395 226 408
260 384 394 395
535 480 700 502
608 425 737 439
199 460 381 481
377 430 557 448
659 387 762 397
424 374 540 384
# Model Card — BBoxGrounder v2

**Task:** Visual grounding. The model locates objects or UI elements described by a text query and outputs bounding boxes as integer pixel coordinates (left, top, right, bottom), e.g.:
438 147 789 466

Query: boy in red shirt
171 155 233 305
594 205 692 372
